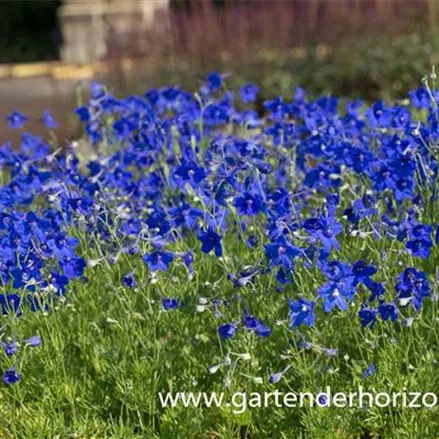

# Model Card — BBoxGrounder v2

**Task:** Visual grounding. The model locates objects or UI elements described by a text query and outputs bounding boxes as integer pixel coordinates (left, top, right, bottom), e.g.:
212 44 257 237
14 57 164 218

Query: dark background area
0 0 243 64
0 1 61 63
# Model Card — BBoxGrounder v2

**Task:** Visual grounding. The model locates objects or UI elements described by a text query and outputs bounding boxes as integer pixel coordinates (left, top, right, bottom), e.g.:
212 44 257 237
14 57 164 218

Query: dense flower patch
2 72 439 393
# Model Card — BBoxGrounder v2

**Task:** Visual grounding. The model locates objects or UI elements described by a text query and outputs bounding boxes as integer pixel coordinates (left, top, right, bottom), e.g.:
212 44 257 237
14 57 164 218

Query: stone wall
58 0 169 63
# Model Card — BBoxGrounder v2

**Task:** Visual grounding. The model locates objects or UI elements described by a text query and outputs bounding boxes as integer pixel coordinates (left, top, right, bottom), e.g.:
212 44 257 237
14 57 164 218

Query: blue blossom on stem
198 228 223 257
240 83 259 103
218 323 237 340
143 251 174 272
288 298 315 327
6 110 27 129
162 298 179 311
2 368 20 386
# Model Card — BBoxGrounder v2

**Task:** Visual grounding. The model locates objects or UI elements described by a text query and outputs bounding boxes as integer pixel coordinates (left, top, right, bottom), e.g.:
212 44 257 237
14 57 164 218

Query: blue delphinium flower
162 298 179 311
264 237 301 270
174 161 207 187
234 191 265 216
276 267 295 285
6 110 28 129
303 214 343 252
268 366 291 384
409 87 432 109
41 110 58 129
264 96 285 120
207 72 224 92
23 335 42 347
364 279 385 302
2 368 20 386
122 272 137 288
396 267 430 311
406 224 433 259
75 106 91 122
2 339 17 356
378 302 398 322
143 251 174 272
227 266 260 288
362 364 376 379
352 261 377 285
320 260 351 281
60 256 86 279
358 305 378 329
288 298 315 327
242 315 271 337
240 83 259 103
0 294 22 316
268 371 283 384
344 194 377 225
218 323 237 340
198 228 223 257
318 277 355 312
169 203 202 229
366 101 392 127
181 251 195 275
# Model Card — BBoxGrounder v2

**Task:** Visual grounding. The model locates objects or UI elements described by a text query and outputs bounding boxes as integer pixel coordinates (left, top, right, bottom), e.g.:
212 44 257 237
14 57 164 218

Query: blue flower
366 101 392 127
41 110 58 129
358 305 378 329
268 371 283 384
122 272 136 288
240 83 259 103
234 192 265 216
198 228 223 257
406 224 433 259
396 267 430 311
268 366 291 384
0 294 22 316
143 251 174 272
362 364 376 379
23 335 42 347
288 298 315 327
378 302 398 322
243 315 271 337
2 368 20 386
352 261 377 284
207 72 224 92
175 161 207 187
409 87 432 109
6 110 27 129
75 106 91 122
162 298 179 311
218 323 237 340
2 340 17 356
60 256 86 280
318 277 355 312
227 266 259 288
264 237 301 270
303 215 343 252
364 279 385 302
320 260 351 281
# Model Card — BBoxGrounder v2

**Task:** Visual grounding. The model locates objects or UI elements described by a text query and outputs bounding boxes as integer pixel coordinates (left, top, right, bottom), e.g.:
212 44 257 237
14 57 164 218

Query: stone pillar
58 0 170 63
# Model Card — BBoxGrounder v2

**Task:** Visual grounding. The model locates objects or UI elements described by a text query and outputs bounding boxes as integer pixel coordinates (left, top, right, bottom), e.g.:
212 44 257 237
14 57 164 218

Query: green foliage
2 225 439 438
125 32 438 103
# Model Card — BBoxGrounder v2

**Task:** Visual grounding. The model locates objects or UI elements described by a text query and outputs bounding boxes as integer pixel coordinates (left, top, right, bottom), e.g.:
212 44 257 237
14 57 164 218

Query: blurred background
0 0 438 141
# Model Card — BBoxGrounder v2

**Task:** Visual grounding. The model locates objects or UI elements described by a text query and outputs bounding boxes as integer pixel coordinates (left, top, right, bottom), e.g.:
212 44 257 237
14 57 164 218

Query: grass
1 213 439 438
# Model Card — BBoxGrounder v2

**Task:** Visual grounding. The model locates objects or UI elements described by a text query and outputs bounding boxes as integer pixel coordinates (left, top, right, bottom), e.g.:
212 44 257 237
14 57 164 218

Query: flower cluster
2 74 439 384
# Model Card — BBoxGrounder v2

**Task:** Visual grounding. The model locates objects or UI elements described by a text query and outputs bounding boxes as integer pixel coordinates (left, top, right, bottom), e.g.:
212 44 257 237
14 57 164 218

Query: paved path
0 75 79 145
0 59 124 145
